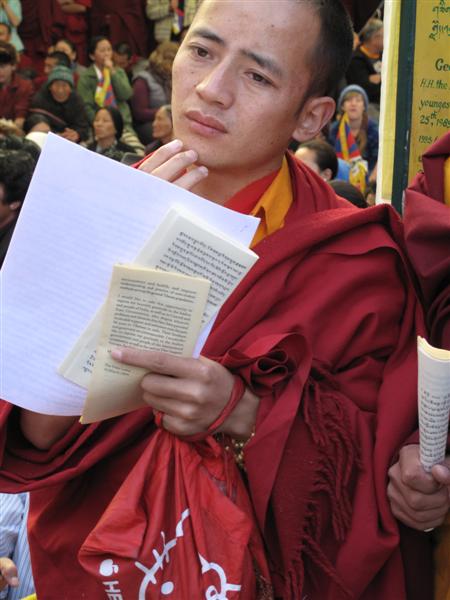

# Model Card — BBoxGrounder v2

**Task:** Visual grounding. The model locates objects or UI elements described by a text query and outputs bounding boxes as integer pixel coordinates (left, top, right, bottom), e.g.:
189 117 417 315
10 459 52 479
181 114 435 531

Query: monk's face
171 0 322 174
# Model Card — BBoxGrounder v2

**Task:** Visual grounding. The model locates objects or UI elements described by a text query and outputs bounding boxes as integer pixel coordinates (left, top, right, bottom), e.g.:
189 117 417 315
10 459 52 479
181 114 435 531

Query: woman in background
88 105 135 162
329 84 378 193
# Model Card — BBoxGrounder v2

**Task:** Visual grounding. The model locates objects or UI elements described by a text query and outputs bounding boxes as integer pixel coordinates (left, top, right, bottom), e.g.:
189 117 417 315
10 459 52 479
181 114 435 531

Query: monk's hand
138 139 208 191
387 444 450 531
111 349 259 439
0 557 19 591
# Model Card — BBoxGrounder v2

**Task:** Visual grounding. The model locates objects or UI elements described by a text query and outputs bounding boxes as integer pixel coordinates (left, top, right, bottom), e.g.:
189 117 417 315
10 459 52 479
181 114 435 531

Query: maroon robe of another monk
403 132 450 350
18 1 57 74
0 155 429 599
89 0 148 57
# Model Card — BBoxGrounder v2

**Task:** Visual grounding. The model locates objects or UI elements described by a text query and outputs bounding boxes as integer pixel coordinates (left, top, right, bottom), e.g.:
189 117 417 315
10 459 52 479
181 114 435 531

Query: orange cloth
224 157 293 247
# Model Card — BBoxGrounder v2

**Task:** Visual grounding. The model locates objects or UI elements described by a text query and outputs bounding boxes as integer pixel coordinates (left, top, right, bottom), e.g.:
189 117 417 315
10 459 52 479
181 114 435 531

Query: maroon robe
0 155 429 599
89 0 148 56
403 132 450 350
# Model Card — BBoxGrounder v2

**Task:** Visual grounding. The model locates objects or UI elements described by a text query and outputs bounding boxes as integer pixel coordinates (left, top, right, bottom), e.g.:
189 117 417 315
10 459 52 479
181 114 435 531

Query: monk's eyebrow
241 49 284 79
189 26 283 79
189 26 226 46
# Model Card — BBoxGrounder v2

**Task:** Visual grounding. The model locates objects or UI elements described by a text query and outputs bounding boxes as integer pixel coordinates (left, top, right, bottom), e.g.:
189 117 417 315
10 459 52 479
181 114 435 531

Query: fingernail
167 139 183 150
10 577 19 586
186 149 198 161
111 349 122 361
198 166 208 176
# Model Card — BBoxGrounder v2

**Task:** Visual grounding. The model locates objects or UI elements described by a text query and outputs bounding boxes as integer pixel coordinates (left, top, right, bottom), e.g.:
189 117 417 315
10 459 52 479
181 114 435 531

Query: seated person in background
29 65 90 144
88 105 135 161
33 50 72 91
346 18 383 120
77 35 143 153
0 41 33 132
329 179 368 208
130 41 177 145
0 493 35 600
53 38 87 81
112 41 134 83
0 146 36 268
294 138 338 182
145 103 173 153
329 84 378 192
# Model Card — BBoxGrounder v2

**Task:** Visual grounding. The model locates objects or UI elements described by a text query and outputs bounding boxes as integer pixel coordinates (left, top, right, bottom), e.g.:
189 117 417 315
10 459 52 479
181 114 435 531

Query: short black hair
48 50 72 69
0 149 37 206
113 42 132 58
55 38 76 53
23 113 51 134
89 35 110 57
298 139 338 179
94 105 124 140
329 180 368 208
0 40 17 65
303 0 354 98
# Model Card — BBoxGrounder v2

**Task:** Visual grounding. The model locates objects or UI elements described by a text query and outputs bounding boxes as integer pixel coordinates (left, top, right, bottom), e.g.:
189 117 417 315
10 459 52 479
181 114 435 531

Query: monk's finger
138 139 186 175
174 165 209 190
111 348 200 379
398 445 441 494
0 557 19 588
431 462 450 488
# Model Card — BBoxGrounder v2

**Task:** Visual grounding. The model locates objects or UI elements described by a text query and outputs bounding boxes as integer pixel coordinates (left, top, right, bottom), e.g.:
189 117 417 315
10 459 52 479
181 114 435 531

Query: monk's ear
292 96 336 143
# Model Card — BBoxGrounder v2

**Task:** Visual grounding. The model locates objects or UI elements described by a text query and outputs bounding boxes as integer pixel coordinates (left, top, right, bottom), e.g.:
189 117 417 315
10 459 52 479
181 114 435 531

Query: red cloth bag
78 429 271 599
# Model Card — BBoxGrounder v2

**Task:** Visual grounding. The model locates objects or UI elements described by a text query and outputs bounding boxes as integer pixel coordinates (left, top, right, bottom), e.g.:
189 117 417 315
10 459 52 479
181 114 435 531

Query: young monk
0 1 448 598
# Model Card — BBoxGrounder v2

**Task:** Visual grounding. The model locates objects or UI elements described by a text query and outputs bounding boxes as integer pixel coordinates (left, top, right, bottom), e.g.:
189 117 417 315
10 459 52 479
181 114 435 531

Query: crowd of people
0 1 449 599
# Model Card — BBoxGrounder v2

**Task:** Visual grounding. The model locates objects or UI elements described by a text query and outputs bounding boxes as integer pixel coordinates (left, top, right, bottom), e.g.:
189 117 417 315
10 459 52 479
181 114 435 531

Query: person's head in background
359 18 384 55
329 179 368 208
23 113 52 135
113 42 133 71
152 105 173 145
46 65 74 103
0 149 36 229
172 0 353 197
337 84 368 124
0 22 11 44
89 36 113 69
295 139 338 181
0 41 16 87
53 39 78 66
44 50 71 76
149 41 179 80
93 106 124 149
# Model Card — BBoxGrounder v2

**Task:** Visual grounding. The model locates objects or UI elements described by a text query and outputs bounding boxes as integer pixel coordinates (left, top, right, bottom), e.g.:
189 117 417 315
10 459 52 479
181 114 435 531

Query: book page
418 336 450 472
59 207 259 389
81 265 210 423
0 135 259 416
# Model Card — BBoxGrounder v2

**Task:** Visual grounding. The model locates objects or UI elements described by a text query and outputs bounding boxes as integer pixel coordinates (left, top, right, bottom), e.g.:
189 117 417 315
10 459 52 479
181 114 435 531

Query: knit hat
337 85 369 113
47 65 74 88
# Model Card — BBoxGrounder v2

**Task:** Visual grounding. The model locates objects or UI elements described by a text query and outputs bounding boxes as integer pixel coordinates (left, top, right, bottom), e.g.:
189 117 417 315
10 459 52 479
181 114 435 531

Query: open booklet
81 265 210 423
418 336 450 472
59 207 259 390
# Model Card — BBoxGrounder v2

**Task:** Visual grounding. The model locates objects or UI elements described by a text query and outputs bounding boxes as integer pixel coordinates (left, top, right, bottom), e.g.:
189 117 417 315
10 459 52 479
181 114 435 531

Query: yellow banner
408 0 450 183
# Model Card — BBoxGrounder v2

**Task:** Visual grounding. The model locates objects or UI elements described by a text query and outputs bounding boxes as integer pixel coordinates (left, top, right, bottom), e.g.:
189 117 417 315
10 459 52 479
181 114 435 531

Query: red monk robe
0 154 429 599
403 133 450 600
89 0 148 57
18 0 58 75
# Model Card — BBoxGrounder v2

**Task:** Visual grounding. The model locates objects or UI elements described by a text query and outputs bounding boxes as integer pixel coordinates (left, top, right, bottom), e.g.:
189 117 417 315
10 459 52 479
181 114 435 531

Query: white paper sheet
0 135 259 415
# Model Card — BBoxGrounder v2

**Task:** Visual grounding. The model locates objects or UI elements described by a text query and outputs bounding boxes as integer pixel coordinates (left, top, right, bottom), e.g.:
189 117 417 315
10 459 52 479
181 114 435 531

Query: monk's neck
191 158 284 205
